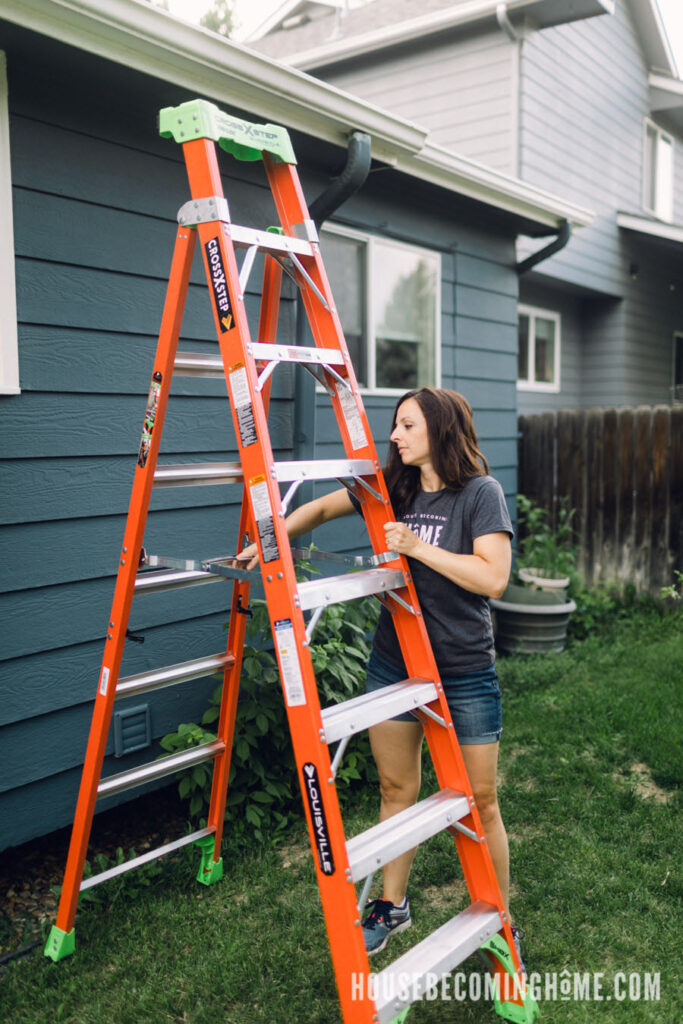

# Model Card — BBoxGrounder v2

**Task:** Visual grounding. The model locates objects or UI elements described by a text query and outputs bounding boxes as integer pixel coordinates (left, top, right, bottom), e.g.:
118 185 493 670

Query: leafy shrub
161 594 379 843
515 494 578 582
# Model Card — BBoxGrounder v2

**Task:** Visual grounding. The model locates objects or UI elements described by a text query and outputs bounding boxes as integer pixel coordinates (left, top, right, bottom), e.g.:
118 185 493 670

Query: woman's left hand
384 521 421 557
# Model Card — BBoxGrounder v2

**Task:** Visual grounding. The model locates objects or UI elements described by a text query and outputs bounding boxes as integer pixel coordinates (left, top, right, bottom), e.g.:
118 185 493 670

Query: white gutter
0 0 593 230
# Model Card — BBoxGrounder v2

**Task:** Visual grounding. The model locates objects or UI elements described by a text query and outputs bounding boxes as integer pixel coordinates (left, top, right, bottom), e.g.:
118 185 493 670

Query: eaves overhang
617 212 683 248
279 0 614 72
0 0 592 232
649 72 683 132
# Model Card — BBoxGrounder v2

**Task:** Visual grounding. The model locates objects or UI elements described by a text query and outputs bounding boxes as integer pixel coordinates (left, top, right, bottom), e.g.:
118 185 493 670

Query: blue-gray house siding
0 20 531 852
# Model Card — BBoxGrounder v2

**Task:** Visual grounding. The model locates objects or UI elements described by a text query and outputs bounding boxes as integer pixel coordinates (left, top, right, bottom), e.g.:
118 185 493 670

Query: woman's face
390 397 432 468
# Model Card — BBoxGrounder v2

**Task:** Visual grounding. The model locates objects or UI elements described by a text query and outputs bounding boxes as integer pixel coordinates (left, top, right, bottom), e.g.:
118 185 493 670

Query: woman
236 387 522 962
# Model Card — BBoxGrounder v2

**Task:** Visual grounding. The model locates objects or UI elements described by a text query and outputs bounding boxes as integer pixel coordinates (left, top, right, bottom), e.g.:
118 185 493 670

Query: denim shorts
365 648 502 745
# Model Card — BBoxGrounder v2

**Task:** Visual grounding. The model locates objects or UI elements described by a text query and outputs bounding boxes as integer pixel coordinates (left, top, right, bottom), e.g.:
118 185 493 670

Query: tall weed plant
160 595 379 844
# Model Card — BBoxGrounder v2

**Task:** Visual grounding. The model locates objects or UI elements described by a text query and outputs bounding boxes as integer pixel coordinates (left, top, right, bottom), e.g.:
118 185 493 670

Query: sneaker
362 897 412 955
510 926 527 977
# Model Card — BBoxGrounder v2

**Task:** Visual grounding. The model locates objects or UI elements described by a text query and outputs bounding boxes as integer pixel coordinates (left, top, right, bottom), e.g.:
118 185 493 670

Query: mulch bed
0 787 189 960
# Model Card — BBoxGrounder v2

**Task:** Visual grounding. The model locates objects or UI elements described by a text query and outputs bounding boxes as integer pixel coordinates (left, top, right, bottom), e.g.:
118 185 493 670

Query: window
0 51 19 394
517 305 560 392
643 120 674 223
320 225 440 392
674 333 683 404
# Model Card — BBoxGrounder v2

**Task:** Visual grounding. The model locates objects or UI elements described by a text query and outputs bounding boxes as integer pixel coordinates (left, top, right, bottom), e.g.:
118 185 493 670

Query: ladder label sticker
274 619 306 707
335 383 367 450
229 364 258 448
99 667 110 697
302 763 335 876
205 236 234 332
137 371 162 469
249 477 280 562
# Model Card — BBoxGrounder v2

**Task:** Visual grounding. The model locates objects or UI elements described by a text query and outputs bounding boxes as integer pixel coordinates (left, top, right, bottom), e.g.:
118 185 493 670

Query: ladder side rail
205 254 284 863
52 226 197 940
181 139 378 1023
265 153 527 1005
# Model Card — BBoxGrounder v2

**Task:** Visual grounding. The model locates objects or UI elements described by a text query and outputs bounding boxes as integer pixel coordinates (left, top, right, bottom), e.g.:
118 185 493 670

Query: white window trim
517 304 561 393
642 118 674 224
0 52 19 395
673 331 683 404
321 222 441 395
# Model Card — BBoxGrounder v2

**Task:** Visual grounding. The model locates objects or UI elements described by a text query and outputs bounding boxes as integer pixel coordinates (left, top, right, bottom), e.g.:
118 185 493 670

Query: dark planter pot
490 583 576 655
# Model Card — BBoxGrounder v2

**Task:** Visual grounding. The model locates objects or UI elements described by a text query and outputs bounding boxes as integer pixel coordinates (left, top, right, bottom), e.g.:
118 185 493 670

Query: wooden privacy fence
518 406 683 593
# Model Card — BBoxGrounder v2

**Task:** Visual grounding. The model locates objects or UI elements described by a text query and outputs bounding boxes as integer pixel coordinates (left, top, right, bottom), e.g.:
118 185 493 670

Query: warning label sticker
336 383 367 450
99 667 110 698
229 363 257 448
249 476 280 563
274 619 306 707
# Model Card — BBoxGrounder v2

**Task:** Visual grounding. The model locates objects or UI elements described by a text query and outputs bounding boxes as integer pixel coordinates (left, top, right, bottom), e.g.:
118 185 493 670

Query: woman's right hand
232 542 260 572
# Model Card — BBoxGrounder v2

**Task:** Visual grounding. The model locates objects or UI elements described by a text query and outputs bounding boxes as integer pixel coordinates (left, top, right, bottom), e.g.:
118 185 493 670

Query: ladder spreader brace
44 97 539 1024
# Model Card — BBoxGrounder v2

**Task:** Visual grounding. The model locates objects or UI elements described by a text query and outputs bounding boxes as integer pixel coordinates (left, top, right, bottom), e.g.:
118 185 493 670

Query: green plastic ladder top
159 99 297 164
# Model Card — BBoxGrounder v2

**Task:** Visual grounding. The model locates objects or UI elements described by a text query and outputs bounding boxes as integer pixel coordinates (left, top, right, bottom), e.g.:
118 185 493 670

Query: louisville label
302 762 335 876
205 236 234 332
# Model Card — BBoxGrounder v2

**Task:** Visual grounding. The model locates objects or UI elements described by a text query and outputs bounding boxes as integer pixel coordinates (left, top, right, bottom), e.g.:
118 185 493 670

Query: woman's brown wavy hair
384 387 489 516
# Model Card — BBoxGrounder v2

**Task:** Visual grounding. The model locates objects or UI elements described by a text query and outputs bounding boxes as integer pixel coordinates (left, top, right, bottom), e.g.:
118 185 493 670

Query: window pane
534 317 556 384
320 231 367 385
372 242 437 389
645 124 658 211
518 314 530 381
655 134 674 222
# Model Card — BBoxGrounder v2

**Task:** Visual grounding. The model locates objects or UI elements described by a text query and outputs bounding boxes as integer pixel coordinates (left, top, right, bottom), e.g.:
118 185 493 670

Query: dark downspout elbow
516 219 571 275
293 132 372 530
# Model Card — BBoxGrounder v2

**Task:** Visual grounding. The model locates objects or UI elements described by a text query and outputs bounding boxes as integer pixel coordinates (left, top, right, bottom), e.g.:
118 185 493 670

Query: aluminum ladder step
97 740 225 799
81 827 213 891
346 788 470 882
174 343 344 378
297 568 406 612
116 652 234 700
321 679 438 744
153 457 375 489
134 567 226 594
373 901 502 1024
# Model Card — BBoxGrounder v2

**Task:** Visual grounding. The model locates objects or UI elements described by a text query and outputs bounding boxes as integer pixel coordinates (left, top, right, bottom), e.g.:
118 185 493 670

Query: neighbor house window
517 305 560 392
643 119 674 222
674 332 683 404
0 52 19 394
321 225 440 391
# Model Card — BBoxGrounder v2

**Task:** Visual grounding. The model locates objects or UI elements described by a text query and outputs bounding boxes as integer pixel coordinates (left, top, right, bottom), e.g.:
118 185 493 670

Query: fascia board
626 0 677 78
0 0 591 231
406 142 594 230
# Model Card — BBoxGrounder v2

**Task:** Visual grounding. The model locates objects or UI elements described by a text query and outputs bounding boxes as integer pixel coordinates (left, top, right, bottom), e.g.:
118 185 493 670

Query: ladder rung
321 679 438 744
297 568 406 612
274 459 375 482
228 223 314 257
373 902 502 1024
248 342 345 366
97 740 225 799
80 828 214 891
154 462 244 487
346 788 470 882
116 652 234 699
134 568 226 593
174 353 225 377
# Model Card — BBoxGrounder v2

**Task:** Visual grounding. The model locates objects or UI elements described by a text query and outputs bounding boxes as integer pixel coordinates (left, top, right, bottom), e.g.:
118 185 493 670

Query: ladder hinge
177 196 230 227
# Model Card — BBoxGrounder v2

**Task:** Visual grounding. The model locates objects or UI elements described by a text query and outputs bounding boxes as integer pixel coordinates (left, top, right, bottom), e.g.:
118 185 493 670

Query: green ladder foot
195 835 223 886
44 924 75 962
481 933 540 1023
391 1010 410 1023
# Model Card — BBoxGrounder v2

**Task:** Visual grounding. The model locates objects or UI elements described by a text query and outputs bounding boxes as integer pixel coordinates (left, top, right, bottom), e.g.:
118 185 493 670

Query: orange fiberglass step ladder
44 98 538 1024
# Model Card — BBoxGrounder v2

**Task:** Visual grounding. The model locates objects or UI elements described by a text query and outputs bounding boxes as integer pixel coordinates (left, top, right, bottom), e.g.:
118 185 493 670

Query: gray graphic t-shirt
373 475 513 675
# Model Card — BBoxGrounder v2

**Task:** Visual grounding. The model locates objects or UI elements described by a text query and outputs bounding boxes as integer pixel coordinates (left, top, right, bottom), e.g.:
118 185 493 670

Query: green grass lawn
1 606 681 1024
